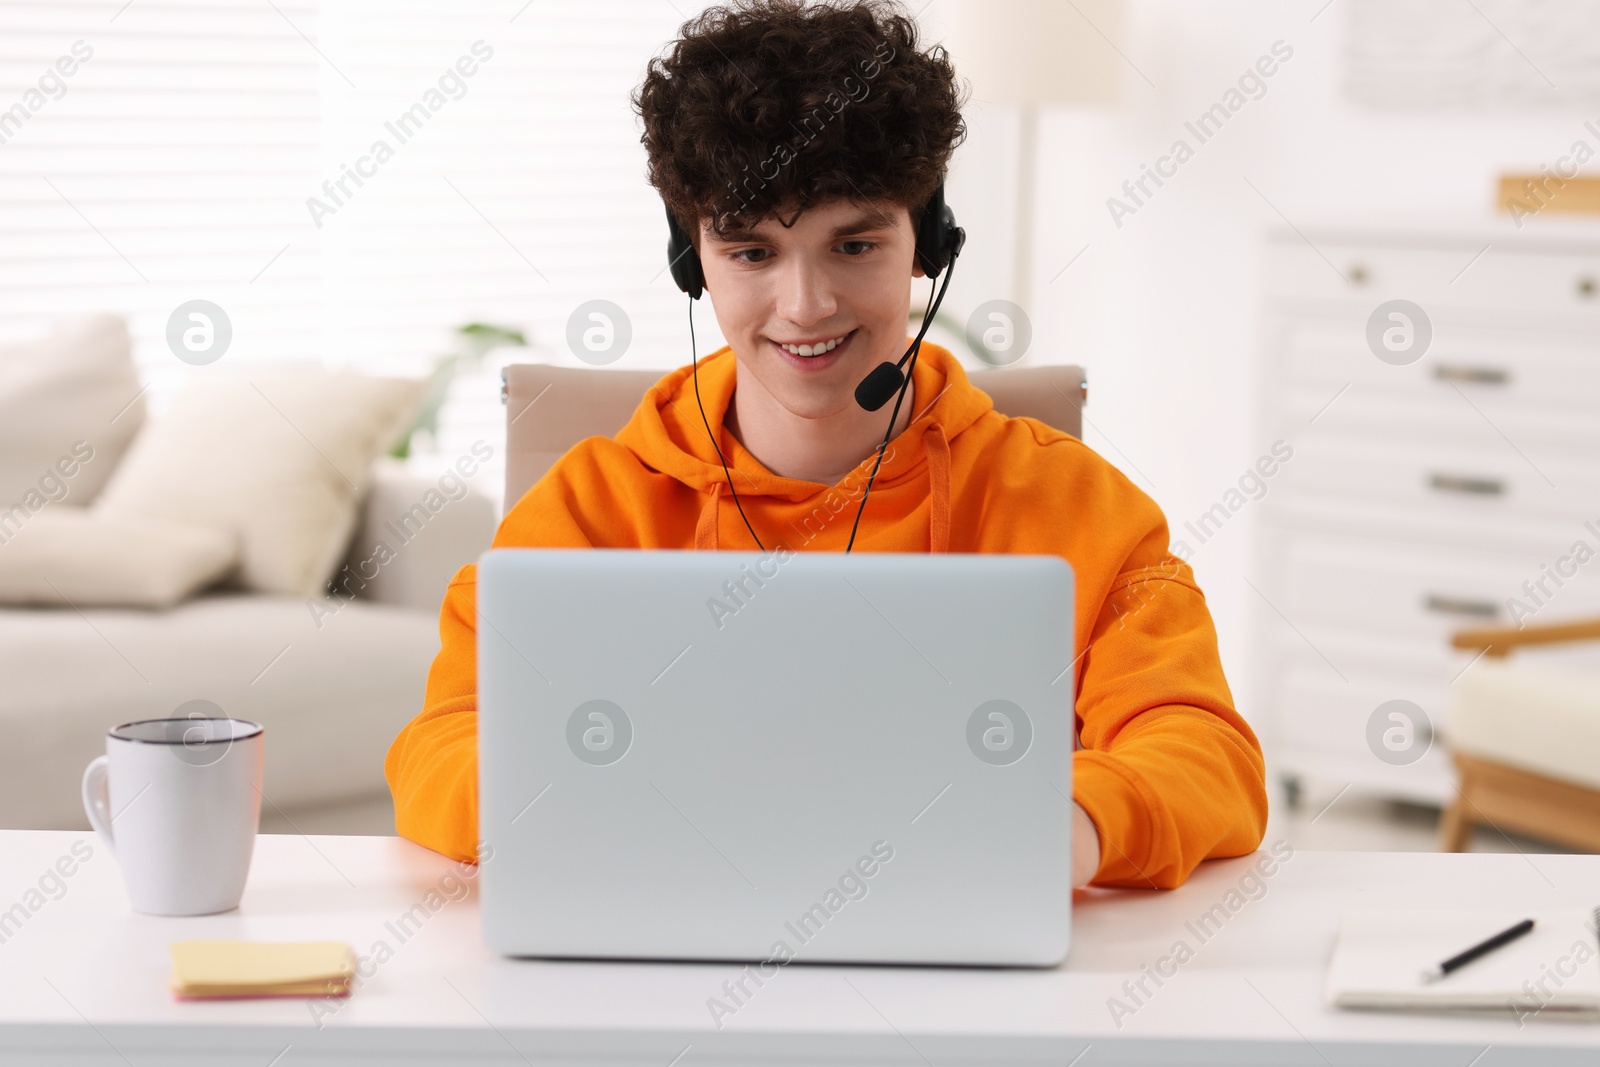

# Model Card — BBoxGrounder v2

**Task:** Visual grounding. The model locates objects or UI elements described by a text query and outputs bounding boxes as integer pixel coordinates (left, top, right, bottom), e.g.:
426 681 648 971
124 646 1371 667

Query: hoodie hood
613 340 994 552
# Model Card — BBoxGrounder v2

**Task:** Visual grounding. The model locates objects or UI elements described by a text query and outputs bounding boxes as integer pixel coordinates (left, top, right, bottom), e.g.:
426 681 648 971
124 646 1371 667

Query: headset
665 180 964 553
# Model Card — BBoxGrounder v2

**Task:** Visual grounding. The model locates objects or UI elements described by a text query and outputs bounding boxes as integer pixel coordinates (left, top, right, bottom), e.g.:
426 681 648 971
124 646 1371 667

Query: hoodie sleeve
384 563 484 864
384 447 610 864
1071 513 1269 890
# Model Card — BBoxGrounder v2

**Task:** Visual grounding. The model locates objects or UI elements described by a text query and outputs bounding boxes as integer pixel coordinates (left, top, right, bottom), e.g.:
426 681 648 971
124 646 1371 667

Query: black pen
1420 918 1536 983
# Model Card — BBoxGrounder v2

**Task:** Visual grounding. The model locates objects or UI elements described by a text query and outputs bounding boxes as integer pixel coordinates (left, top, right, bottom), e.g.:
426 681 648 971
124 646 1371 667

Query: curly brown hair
632 0 967 242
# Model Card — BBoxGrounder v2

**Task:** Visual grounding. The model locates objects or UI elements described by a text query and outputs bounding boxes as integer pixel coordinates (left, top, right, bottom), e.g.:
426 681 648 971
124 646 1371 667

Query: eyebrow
710 209 896 244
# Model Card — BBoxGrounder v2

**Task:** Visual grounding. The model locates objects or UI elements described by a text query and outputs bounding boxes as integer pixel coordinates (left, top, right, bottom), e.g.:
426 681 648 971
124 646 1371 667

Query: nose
773 252 838 329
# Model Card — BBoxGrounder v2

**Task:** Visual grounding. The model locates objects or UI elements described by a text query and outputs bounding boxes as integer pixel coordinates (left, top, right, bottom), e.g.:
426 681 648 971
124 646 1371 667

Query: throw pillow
95 367 425 598
0 314 145 509
0 509 236 609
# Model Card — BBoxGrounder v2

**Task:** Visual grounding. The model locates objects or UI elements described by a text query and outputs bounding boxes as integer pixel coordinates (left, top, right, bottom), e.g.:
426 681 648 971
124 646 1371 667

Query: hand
1071 801 1102 889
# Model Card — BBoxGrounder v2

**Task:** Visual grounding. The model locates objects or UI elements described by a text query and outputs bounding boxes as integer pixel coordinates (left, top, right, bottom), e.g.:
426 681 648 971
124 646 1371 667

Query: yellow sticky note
170 940 355 999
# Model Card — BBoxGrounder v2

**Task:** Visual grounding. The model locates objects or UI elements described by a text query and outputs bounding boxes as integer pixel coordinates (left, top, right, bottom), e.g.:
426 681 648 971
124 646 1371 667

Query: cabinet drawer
1273 320 1600 413
1263 239 1600 317
1265 494 1582 555
1275 658 1442 756
1277 532 1600 642
1270 434 1600 529
1269 655 1454 803
1269 381 1600 458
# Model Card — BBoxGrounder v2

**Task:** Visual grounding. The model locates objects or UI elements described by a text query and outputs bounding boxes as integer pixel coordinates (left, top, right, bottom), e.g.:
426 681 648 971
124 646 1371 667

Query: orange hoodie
384 341 1267 888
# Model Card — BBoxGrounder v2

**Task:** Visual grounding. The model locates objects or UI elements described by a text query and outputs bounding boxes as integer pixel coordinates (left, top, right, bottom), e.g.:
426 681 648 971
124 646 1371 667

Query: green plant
392 322 528 459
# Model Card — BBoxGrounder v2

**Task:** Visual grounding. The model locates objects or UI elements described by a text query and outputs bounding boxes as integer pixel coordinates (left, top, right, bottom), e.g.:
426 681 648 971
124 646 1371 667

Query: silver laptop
477 549 1075 966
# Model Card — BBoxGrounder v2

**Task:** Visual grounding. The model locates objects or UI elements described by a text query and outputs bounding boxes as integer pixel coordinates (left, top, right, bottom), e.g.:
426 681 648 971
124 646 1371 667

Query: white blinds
0 0 722 448
1 0 324 404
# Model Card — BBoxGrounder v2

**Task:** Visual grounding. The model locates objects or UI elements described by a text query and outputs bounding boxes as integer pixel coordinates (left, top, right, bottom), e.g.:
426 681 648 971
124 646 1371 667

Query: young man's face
697 198 926 420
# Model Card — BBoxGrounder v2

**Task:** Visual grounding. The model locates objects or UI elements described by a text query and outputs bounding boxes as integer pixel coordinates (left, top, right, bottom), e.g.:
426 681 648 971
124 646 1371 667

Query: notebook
1326 909 1600 1019
169 940 355 1001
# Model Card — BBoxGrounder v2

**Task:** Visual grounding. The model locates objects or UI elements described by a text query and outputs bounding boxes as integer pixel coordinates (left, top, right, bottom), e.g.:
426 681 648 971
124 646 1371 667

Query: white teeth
781 333 847 357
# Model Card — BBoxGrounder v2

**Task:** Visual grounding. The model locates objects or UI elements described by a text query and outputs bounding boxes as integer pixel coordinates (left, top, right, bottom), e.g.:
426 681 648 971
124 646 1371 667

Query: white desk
1 830 1597 1065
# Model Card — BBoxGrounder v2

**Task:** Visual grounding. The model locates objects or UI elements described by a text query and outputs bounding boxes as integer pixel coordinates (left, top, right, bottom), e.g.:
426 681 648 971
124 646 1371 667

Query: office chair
500 361 1087 506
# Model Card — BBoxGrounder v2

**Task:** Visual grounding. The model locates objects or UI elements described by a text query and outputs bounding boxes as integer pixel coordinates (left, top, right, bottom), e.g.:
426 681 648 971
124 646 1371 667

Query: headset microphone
664 179 963 554
853 360 906 413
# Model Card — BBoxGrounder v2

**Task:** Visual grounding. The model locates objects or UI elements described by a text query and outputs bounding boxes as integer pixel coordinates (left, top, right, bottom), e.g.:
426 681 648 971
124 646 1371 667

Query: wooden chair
1440 617 1600 852
500 362 1086 504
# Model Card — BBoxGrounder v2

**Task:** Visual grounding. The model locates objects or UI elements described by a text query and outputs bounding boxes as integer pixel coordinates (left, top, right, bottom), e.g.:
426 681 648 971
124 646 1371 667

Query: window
1 0 725 504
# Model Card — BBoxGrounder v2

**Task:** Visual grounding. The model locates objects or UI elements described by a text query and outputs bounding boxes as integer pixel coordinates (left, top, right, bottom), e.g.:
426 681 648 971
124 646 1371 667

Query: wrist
1071 801 1102 889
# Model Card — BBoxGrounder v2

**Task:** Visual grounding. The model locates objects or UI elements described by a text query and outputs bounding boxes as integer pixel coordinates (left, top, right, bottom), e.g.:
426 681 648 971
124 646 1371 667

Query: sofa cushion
95 367 426 598
0 593 441 830
0 314 145 511
0 508 236 608
1449 658 1600 790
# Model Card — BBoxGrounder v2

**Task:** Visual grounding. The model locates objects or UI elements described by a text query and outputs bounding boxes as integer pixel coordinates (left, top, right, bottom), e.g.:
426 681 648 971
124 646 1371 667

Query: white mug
81 717 264 916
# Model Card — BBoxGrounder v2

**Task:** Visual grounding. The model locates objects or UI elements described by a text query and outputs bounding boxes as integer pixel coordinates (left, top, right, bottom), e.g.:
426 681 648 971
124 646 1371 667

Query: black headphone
666 182 964 553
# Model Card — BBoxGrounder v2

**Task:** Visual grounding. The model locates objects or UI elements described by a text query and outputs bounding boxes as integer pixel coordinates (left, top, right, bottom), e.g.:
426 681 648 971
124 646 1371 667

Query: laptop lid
477 549 1075 966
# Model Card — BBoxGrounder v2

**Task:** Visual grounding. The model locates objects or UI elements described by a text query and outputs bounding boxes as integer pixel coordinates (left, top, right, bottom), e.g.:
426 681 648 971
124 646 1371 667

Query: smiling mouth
775 329 855 357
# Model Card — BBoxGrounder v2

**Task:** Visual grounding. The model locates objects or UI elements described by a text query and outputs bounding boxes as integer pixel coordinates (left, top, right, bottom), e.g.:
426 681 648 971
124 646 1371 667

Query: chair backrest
502 361 1086 506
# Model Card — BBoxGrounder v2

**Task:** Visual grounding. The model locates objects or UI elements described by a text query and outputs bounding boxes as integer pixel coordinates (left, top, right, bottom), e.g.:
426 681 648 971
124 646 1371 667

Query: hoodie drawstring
924 423 950 554
695 482 721 550
694 423 951 553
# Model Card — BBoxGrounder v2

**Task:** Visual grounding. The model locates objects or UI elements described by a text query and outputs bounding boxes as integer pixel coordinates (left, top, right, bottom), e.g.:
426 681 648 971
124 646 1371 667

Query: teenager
386 0 1267 889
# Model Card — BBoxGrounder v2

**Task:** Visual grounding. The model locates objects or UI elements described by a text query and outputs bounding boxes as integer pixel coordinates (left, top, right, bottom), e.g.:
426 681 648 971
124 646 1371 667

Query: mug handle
81 755 116 857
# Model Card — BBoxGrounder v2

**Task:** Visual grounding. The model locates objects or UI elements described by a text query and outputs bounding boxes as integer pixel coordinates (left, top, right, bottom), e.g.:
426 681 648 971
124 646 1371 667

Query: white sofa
0 459 496 832
0 460 496 831
0 314 500 832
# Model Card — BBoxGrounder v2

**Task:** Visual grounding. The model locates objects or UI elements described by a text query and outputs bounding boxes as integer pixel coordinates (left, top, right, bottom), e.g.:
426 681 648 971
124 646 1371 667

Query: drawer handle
1432 364 1509 386
1424 594 1499 618
1428 472 1505 496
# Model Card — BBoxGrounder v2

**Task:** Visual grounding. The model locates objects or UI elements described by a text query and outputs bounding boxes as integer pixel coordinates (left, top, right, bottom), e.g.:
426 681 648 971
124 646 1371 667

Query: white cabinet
1254 222 1600 807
